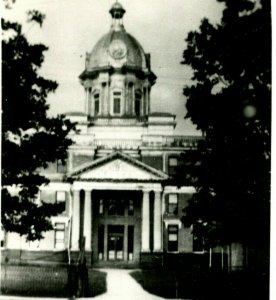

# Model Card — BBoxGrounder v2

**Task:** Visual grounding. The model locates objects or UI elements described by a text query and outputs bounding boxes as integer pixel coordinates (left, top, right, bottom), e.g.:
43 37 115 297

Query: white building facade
2 2 218 268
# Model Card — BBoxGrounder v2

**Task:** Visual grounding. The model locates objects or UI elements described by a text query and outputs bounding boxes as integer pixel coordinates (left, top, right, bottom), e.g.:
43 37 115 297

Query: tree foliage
181 0 271 250
1 12 75 241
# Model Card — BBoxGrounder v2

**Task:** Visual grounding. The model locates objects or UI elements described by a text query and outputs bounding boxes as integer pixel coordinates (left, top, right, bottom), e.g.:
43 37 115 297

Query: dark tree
181 0 271 268
1 11 75 241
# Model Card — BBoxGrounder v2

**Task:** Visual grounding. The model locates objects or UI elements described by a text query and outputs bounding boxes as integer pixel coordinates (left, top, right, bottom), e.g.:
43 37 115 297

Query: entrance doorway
108 226 124 260
92 190 142 266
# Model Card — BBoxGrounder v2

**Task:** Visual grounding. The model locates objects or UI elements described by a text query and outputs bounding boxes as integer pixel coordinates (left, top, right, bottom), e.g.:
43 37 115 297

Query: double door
108 225 124 260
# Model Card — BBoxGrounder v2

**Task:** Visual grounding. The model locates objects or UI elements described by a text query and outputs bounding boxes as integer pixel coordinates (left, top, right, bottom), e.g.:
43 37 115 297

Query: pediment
69 152 168 182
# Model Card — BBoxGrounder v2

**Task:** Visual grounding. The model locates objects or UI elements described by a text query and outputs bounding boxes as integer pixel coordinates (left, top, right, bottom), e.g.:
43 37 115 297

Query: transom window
168 225 178 252
113 91 122 114
99 199 104 215
168 194 178 215
108 198 125 215
169 157 178 166
94 93 100 115
128 199 134 215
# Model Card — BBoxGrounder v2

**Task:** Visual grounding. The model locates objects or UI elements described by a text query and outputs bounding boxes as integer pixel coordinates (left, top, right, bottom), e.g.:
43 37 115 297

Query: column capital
142 190 150 195
154 190 162 197
141 185 163 193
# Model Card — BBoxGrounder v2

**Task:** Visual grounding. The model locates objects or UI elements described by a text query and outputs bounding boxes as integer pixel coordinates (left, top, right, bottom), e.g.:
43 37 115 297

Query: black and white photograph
1 0 271 299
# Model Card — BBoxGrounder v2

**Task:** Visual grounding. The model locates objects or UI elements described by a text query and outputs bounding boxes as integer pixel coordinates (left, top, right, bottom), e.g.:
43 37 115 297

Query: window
98 225 104 260
108 198 125 215
128 226 134 260
193 235 204 252
168 157 178 175
108 199 116 215
54 223 65 249
168 225 178 252
168 194 178 215
99 199 104 215
128 199 134 215
0 227 5 248
113 91 121 114
57 159 67 173
94 93 100 115
56 191 66 212
135 92 141 116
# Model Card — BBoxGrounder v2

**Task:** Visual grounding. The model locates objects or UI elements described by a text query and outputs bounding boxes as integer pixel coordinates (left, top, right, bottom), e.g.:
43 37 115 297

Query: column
107 82 111 115
104 225 108 261
83 190 92 251
154 191 162 251
141 191 150 252
71 190 80 251
123 225 128 261
147 87 150 114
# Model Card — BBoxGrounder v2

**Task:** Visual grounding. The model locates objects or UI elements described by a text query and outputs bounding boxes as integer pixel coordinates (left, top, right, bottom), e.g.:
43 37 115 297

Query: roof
65 112 87 116
85 30 147 71
149 112 176 117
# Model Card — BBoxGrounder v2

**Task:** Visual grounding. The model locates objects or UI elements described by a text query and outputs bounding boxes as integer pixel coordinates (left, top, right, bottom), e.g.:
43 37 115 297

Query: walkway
93 269 167 300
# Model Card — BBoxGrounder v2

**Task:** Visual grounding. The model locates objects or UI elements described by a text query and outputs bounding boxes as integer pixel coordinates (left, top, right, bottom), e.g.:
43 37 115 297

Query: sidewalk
93 269 166 300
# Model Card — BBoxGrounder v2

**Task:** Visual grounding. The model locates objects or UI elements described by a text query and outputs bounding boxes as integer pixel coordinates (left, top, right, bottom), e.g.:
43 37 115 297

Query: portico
69 151 167 265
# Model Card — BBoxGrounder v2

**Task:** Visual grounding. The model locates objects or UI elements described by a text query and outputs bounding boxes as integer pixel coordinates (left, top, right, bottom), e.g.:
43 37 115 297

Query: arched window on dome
135 91 142 117
113 90 122 115
94 92 100 116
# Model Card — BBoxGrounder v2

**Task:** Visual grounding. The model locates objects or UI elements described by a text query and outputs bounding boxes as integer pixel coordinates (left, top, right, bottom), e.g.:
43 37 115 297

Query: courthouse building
2 2 207 267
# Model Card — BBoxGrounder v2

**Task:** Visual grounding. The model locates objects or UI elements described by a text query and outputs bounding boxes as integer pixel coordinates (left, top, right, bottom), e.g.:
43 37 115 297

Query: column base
141 249 151 253
71 247 79 251
153 249 163 253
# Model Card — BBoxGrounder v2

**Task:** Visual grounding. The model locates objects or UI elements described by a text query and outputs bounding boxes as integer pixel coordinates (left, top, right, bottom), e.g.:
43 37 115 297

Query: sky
3 0 224 135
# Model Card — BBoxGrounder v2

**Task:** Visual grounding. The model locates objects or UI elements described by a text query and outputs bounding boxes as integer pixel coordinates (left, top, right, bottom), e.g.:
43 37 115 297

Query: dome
86 30 147 71
80 2 156 84
84 2 148 72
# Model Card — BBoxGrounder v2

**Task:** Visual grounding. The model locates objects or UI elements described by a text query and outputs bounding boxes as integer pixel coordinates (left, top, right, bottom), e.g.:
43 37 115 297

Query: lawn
1 264 107 297
130 268 269 300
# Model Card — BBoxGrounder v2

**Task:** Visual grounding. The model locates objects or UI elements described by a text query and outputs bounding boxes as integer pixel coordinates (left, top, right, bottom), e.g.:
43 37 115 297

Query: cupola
79 2 157 122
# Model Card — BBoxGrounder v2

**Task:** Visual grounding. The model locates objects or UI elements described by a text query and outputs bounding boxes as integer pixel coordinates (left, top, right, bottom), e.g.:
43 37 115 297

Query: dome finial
109 1 126 20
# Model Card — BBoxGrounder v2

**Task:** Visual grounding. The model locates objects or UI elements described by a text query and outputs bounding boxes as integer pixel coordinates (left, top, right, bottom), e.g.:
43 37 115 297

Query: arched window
135 91 142 116
94 93 100 115
113 91 122 114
